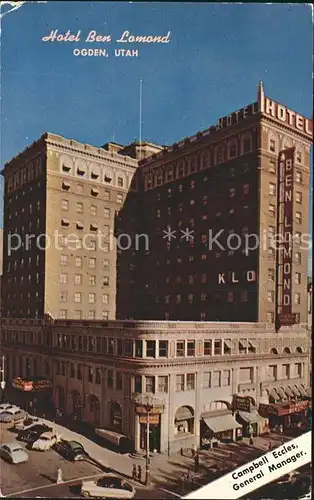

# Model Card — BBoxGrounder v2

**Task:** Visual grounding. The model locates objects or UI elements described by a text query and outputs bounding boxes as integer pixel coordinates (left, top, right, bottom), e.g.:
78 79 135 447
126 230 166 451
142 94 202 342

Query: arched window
215 145 225 164
283 347 291 354
104 167 113 184
270 348 278 355
296 347 303 353
174 406 194 435
89 395 101 425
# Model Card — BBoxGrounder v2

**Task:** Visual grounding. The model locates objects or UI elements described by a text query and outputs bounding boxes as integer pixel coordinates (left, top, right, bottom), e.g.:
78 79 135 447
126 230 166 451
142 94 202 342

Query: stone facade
1 318 310 454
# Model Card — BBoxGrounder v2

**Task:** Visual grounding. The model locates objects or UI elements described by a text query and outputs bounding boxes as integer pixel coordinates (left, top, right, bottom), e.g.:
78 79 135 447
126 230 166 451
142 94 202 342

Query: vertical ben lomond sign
276 147 297 327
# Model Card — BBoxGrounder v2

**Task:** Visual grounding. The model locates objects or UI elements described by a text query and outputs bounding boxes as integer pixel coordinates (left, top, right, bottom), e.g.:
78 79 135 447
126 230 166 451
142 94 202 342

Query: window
267 312 274 323
135 340 143 357
74 292 82 303
61 199 69 211
60 291 68 303
204 340 212 356
74 274 82 285
60 273 68 284
74 310 82 320
76 202 83 213
296 212 302 224
188 294 194 304
90 205 97 216
203 372 211 388
296 192 302 204
158 341 168 357
104 190 110 201
102 293 109 305
89 258 96 268
117 194 123 204
104 208 110 218
295 171 302 184
243 183 250 195
60 309 67 319
269 139 276 152
269 182 276 196
214 340 221 355
103 259 109 269
134 376 142 393
176 341 185 357
269 161 276 173
222 370 231 386
229 187 235 198
269 204 275 217
117 176 124 187
296 150 302 163
282 364 290 379
294 293 301 305
241 291 248 302
95 368 101 384
145 376 155 393
267 291 274 303
227 292 234 303
295 272 301 285
201 293 207 302
176 374 185 392
187 341 195 356
60 254 68 266
158 376 168 393
146 340 156 358
212 371 221 388
88 293 95 304
186 373 195 390
89 275 96 286
76 256 82 268
295 252 301 264
103 277 109 286
268 247 275 259
102 311 109 320
268 268 275 282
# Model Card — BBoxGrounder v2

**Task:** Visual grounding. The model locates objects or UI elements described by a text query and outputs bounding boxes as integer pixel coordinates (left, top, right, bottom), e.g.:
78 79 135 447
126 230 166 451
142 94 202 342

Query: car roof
68 440 84 447
1 441 23 451
39 431 55 438
6 408 23 414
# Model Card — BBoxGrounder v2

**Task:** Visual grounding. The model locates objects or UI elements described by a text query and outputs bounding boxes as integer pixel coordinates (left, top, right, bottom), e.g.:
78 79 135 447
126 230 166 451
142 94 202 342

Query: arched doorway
70 390 82 419
110 401 122 432
174 406 195 436
89 395 101 426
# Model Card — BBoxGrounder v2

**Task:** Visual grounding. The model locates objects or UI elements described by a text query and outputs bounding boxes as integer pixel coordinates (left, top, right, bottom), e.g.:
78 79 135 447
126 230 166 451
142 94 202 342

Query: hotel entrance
139 414 161 452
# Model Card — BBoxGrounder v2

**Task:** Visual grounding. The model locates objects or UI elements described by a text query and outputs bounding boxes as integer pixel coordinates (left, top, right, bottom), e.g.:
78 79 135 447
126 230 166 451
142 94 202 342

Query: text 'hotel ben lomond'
1 83 312 324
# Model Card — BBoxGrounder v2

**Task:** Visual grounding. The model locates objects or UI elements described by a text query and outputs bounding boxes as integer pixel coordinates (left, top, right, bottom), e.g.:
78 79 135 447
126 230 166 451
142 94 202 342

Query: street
1 418 311 499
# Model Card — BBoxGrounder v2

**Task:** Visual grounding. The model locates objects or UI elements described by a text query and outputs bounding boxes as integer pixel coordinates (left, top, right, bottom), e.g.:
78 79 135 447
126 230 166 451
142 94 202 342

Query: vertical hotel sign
276 148 297 328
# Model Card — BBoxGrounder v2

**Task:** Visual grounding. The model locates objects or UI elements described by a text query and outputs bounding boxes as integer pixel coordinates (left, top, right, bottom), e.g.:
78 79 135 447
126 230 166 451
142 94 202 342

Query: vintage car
0 441 29 464
15 416 41 432
0 403 20 414
81 474 136 498
18 424 52 443
32 431 61 451
54 439 88 461
0 408 27 423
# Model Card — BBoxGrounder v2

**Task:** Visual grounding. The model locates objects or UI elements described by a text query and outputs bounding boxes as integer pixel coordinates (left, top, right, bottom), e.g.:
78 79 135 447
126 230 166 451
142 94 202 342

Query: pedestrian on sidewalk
56 467 63 484
279 424 283 435
187 468 191 483
137 464 142 483
132 464 137 480
249 435 254 445
281 437 284 445
180 446 184 456
268 441 273 451
191 444 196 458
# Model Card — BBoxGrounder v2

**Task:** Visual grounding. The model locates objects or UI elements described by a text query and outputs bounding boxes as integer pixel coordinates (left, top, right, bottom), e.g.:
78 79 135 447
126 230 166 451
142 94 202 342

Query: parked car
0 408 27 423
0 403 19 414
54 439 88 461
0 441 29 464
81 474 136 499
32 431 61 451
18 424 53 443
15 416 41 432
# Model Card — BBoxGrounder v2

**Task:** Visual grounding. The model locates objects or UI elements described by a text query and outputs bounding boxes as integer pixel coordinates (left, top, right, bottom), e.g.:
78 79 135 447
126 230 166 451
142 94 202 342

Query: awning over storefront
203 412 241 433
291 386 301 397
276 388 288 401
298 385 307 397
238 410 265 424
269 388 280 401
175 407 194 421
305 387 312 398
284 386 295 398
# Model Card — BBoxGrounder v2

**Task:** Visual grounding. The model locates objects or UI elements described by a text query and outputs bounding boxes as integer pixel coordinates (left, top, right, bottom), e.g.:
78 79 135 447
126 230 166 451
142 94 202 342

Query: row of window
268 363 302 380
60 291 110 304
267 290 301 304
159 291 251 304
61 163 127 189
269 140 303 163
62 201 112 216
268 269 302 285
60 255 110 268
59 310 109 320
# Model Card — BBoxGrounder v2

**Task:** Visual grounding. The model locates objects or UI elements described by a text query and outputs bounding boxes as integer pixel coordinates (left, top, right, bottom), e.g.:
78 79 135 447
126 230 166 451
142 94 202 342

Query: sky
0 2 312 270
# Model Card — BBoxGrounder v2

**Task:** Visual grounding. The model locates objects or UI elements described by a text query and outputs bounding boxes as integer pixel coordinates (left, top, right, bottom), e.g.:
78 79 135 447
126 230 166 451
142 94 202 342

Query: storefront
232 395 269 436
11 377 54 416
200 410 242 448
259 400 310 430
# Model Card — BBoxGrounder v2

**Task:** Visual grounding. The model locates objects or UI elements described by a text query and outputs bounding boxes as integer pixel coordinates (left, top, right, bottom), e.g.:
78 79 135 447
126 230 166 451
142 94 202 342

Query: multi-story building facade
0 134 165 319
117 83 312 324
0 318 310 454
